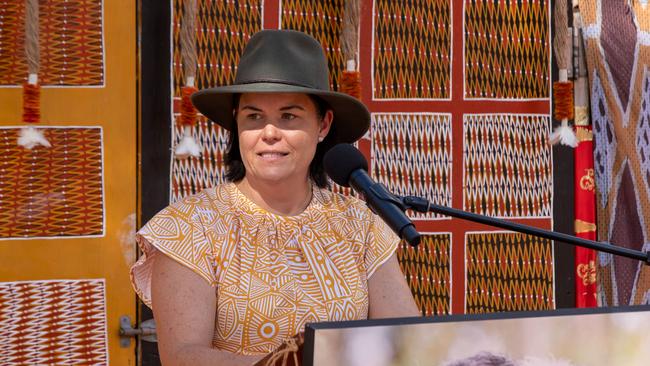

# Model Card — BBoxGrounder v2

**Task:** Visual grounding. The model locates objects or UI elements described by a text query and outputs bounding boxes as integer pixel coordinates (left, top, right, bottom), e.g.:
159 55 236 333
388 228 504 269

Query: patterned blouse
130 182 399 355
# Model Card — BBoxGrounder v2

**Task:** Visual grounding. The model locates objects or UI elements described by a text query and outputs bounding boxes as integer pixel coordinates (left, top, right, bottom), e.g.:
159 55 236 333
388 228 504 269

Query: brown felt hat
191 29 370 143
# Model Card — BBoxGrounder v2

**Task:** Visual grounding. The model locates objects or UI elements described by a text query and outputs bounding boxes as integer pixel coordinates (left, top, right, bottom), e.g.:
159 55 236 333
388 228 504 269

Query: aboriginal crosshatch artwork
465 231 554 313
0 0 105 86
371 113 453 220
0 279 108 365
373 0 452 100
396 233 452 315
0 127 104 239
463 114 553 218
0 0 129 362
464 0 550 99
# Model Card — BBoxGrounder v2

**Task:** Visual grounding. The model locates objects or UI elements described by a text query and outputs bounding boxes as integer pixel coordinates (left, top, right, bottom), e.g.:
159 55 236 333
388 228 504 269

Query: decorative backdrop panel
464 0 549 99
0 279 108 365
371 113 452 219
0 127 104 238
465 232 554 313
171 0 263 202
463 114 553 218
0 0 105 86
580 0 650 306
396 233 451 316
373 0 451 99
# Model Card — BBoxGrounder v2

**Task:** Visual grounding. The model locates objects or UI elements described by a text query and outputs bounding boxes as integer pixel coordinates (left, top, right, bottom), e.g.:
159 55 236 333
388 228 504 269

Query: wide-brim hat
191 29 370 143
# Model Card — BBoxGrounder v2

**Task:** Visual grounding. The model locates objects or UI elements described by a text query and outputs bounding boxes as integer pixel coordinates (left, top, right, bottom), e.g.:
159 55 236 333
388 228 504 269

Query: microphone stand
399 195 650 265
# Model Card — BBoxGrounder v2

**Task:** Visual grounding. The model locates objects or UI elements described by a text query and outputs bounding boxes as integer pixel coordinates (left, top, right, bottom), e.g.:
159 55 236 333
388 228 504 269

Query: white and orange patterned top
130 182 399 355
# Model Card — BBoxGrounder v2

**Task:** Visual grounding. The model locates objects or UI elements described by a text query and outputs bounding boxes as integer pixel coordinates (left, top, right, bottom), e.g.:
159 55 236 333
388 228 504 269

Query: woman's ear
319 110 334 141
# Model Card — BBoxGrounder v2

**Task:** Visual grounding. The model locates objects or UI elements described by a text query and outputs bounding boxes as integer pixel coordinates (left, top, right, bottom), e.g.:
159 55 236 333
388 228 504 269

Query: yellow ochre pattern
131 183 399 355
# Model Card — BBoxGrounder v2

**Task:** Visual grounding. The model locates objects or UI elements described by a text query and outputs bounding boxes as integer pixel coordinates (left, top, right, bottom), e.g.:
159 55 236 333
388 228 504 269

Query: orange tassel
340 71 361 99
553 81 574 121
179 86 198 126
22 82 40 123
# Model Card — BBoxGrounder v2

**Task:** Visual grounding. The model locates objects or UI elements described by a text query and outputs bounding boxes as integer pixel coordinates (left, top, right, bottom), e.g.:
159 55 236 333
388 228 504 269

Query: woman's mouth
258 151 289 159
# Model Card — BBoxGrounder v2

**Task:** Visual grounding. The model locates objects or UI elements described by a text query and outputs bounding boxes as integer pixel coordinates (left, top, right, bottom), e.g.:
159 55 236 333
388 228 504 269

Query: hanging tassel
548 120 578 147
18 126 51 149
174 84 201 159
548 0 577 148
549 79 577 147
22 79 40 123
19 0 50 150
18 74 50 149
174 0 200 159
339 0 361 100
340 60 361 99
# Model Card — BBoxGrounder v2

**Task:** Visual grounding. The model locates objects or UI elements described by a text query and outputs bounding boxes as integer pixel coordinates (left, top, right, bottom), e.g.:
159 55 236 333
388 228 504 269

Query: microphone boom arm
401 195 650 265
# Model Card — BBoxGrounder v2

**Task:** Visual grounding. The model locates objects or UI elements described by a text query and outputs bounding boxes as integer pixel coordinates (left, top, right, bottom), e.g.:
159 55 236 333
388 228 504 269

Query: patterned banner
574 125 597 307
373 0 451 99
0 127 104 238
465 232 554 313
580 0 650 306
396 234 451 316
371 113 452 219
0 0 104 86
464 0 549 99
0 279 108 365
463 114 553 218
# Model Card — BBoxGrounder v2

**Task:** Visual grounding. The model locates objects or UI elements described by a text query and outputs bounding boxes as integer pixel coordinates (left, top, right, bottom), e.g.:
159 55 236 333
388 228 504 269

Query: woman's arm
367 253 420 319
151 248 263 366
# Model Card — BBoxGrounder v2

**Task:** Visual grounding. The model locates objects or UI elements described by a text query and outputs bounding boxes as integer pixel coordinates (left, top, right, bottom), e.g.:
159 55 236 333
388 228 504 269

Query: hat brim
191 83 370 143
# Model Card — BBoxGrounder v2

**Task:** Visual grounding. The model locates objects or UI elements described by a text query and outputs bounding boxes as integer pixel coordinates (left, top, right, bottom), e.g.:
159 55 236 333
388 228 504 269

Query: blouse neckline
227 182 324 223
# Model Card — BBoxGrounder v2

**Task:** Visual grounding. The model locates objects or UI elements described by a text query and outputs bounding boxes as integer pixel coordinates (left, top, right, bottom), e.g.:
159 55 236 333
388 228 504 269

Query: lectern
301 306 650 366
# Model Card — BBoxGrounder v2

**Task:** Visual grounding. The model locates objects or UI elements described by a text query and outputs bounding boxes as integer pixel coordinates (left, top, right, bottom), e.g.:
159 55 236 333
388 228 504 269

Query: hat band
237 78 326 91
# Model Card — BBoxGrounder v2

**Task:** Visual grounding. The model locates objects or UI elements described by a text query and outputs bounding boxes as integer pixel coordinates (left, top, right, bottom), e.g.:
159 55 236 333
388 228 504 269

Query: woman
131 29 419 366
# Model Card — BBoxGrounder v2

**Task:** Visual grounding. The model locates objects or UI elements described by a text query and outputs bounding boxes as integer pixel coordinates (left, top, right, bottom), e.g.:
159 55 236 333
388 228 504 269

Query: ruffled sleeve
130 192 218 308
363 212 401 278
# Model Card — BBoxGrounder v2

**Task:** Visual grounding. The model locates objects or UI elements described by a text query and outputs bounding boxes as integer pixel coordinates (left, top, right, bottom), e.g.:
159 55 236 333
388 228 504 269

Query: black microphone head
323 143 368 187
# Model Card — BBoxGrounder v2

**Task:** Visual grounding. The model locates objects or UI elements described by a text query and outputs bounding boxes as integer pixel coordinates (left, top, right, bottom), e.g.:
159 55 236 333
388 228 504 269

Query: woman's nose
261 122 281 141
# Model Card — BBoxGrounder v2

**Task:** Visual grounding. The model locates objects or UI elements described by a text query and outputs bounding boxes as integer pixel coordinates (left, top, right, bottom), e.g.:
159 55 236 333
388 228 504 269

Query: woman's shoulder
315 187 372 220
156 183 236 222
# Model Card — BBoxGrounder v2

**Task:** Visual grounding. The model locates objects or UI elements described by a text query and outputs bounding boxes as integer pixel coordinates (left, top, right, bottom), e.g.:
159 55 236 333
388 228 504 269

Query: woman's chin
250 170 298 185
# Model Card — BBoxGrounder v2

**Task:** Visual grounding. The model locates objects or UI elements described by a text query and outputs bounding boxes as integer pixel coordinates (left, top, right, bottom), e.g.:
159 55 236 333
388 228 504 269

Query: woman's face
236 92 332 186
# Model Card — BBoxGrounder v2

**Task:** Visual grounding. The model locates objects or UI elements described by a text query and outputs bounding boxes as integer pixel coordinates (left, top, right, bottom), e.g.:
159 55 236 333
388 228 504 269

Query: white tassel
346 59 356 72
19 75 50 150
549 120 578 147
18 126 51 150
174 125 201 159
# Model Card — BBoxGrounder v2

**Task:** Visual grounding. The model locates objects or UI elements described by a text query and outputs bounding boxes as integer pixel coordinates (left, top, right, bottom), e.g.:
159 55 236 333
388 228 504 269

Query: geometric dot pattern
373 0 451 99
464 0 549 99
396 233 451 316
0 279 108 365
0 127 104 238
465 232 554 313
464 114 552 218
0 0 104 86
371 113 452 219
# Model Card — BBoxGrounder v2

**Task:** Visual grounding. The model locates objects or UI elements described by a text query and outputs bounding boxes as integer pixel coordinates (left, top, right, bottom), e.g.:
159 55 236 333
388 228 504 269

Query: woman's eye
281 113 296 120
246 113 262 120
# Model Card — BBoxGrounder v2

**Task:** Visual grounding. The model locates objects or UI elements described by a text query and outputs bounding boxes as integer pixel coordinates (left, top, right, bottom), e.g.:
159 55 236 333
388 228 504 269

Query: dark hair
444 352 517 366
224 94 337 188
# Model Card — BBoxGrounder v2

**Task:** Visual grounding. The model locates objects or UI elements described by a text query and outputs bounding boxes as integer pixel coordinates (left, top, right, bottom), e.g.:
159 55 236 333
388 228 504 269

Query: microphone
323 143 421 246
